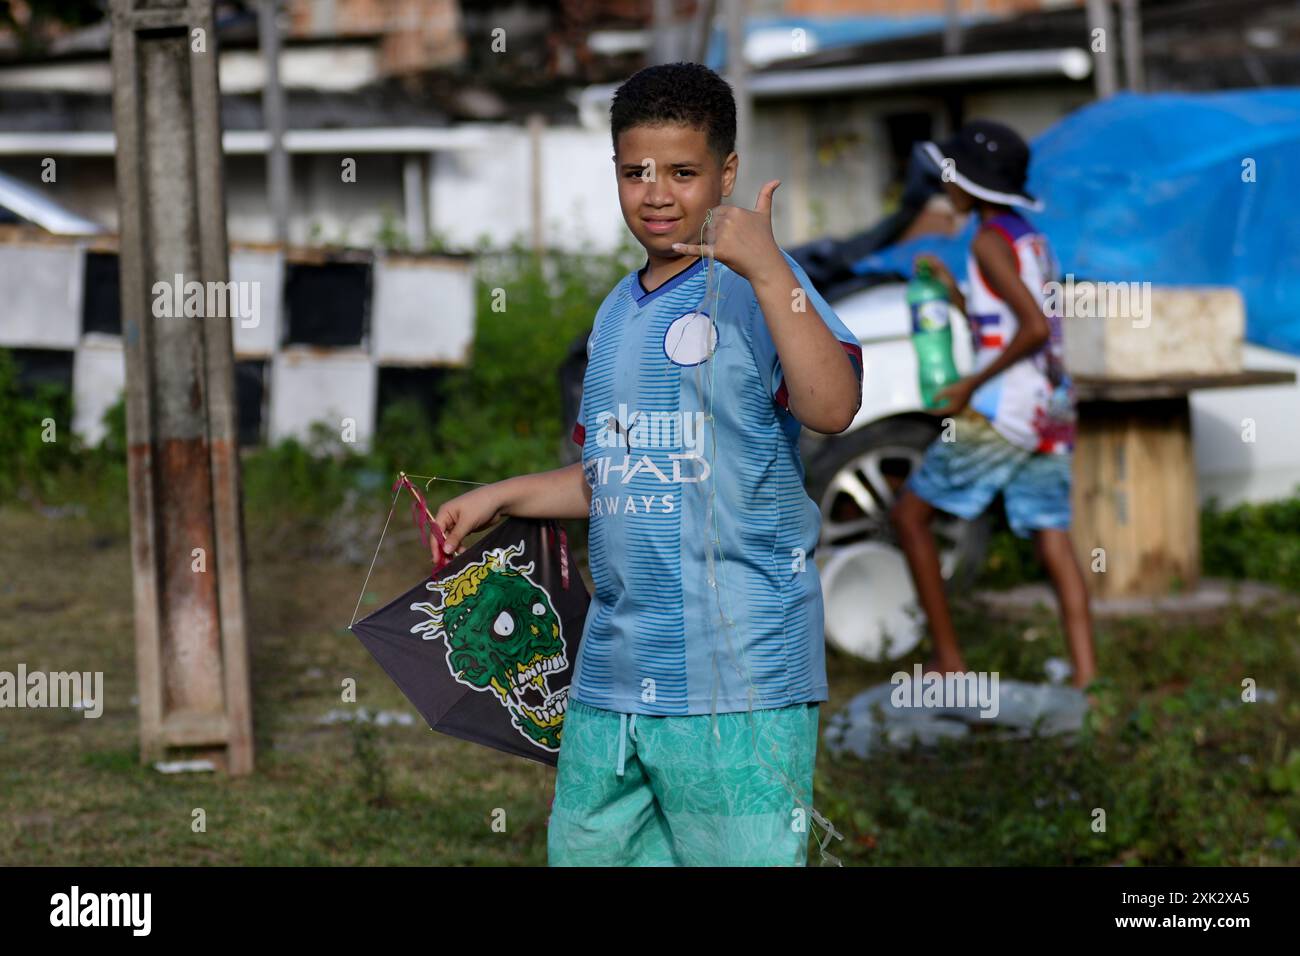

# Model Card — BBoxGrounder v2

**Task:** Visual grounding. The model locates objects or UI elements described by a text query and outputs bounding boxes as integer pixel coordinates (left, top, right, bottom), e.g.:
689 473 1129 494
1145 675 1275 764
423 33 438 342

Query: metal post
693 0 716 64
402 154 426 249
652 0 675 65
1086 0 1118 99
259 0 291 244
943 0 963 56
1118 0 1145 92
109 0 254 775
725 0 750 196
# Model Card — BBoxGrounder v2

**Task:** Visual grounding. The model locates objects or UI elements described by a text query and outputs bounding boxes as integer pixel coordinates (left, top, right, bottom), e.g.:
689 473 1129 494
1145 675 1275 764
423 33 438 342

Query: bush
0 349 80 501
1202 494 1300 592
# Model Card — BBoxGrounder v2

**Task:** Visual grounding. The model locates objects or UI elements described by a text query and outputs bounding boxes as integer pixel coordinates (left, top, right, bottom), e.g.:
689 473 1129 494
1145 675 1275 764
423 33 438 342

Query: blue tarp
856 89 1300 357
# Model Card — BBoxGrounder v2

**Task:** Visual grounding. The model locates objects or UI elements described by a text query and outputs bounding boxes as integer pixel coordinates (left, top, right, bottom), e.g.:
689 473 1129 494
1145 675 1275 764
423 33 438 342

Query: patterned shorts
547 698 820 867
905 410 1073 539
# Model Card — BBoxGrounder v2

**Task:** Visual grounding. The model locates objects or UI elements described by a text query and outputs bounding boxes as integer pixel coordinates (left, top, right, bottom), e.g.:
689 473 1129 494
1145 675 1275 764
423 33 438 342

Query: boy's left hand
671 180 784 280
930 377 977 416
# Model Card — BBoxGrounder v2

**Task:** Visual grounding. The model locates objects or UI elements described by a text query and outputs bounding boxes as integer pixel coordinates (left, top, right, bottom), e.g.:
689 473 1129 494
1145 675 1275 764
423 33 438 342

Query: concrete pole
725 0 751 201
109 0 254 775
528 113 545 254
259 0 291 244
402 155 426 249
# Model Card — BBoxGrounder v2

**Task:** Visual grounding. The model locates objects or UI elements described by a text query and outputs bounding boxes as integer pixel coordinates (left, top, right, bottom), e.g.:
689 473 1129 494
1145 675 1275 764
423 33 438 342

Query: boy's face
942 179 975 213
613 122 737 261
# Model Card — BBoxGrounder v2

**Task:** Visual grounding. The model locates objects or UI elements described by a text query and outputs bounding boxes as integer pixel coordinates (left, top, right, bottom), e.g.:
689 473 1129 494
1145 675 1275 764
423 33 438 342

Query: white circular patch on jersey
663 311 717 367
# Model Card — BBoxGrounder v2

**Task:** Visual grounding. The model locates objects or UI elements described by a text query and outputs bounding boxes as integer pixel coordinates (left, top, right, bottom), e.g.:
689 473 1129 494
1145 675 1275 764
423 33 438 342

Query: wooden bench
1070 370 1296 598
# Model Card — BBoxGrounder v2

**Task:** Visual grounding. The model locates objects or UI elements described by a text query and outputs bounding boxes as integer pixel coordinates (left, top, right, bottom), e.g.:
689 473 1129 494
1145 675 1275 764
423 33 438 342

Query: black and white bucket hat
921 120 1044 212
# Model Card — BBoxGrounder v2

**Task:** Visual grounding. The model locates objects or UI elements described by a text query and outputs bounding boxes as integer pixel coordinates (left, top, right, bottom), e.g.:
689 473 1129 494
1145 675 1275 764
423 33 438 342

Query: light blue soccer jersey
568 249 863 717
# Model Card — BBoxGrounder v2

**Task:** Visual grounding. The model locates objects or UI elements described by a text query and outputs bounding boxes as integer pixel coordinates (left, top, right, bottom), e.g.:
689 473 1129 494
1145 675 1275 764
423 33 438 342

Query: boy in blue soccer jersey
433 62 863 866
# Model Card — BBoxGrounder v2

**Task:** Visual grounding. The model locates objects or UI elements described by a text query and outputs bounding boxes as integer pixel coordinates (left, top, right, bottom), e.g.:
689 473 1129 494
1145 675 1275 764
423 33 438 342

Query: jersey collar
633 256 705 308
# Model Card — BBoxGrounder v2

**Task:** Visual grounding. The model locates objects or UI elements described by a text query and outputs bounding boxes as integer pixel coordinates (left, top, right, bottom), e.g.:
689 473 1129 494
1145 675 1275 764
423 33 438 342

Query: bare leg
1034 529 1097 689
891 490 967 673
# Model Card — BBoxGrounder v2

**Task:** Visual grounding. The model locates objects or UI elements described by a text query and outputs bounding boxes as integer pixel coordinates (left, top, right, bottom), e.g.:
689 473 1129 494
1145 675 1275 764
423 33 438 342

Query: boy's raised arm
672 179 861 434
435 462 590 556
750 256 862 433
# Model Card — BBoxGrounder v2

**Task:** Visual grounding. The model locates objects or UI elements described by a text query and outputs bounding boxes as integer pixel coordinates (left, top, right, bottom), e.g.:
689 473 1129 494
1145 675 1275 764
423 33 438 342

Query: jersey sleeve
747 250 864 418
571 388 586 448
571 327 592 448
572 291 616 449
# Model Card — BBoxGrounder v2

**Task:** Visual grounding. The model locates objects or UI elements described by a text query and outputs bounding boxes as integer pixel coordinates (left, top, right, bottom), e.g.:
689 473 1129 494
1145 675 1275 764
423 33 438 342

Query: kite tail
543 520 571 590
393 472 449 574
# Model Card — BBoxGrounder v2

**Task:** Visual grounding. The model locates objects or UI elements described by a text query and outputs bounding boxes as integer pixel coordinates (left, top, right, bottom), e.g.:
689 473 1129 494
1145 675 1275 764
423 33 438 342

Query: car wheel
805 416 991 591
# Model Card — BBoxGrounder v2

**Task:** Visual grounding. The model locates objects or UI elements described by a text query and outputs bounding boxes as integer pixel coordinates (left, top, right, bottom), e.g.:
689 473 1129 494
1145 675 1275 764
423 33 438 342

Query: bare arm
496 461 591 520
436 461 590 556
669 179 859 434
752 257 862 434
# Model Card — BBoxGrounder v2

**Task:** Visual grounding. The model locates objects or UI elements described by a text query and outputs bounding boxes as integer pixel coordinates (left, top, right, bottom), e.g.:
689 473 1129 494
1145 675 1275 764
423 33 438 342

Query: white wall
1192 344 1300 506
71 334 124 446
0 241 83 348
268 347 375 448
429 124 626 253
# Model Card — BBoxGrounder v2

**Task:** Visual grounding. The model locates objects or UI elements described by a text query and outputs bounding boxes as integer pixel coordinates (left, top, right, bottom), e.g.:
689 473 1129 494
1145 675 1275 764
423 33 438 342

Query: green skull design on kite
410 541 569 750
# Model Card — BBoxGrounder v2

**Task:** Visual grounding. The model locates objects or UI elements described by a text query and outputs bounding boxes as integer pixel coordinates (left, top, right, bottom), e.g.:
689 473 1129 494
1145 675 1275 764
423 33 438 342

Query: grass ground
2 504 1298 866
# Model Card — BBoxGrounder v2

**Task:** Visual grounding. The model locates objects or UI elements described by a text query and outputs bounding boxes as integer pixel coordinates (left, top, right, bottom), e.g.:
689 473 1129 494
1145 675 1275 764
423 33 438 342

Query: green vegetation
821 599 1300 865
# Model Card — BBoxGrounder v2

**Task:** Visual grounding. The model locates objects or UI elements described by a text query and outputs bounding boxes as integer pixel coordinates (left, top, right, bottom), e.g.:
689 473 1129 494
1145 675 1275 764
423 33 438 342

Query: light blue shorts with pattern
906 410 1073 539
547 698 819 867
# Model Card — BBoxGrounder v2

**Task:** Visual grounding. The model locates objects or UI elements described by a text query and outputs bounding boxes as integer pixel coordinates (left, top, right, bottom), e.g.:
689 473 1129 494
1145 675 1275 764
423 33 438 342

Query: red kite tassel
393 474 449 575
558 523 569 590
545 521 570 590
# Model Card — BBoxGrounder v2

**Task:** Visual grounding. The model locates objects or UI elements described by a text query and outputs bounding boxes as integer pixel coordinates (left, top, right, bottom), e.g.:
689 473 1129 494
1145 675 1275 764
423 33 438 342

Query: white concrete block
1191 344 1300 506
72 333 124 446
0 242 84 349
1062 282 1244 378
269 347 375 450
371 255 475 365
230 246 283 357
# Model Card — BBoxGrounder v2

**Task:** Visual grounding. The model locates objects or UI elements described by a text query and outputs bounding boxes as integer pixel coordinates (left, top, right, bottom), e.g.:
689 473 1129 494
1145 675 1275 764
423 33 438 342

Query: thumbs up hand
672 179 784 282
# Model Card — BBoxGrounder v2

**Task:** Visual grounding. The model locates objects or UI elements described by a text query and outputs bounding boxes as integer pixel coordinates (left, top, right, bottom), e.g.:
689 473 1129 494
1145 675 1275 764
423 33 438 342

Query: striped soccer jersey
569 250 863 716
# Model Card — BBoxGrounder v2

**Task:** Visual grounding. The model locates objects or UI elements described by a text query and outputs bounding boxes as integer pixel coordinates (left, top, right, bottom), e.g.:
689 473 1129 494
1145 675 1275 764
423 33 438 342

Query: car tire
804 415 991 592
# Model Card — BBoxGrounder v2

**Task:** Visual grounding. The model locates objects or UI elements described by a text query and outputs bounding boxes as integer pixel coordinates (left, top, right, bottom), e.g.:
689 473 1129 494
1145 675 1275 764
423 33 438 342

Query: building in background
3 0 1300 453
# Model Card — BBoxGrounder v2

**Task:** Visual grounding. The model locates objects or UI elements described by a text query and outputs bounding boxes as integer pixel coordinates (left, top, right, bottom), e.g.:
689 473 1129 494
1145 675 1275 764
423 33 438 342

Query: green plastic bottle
907 261 959 409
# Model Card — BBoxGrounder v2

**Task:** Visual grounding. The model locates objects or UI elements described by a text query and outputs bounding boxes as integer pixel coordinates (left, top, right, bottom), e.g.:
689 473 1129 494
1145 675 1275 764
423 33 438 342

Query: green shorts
547 698 820 867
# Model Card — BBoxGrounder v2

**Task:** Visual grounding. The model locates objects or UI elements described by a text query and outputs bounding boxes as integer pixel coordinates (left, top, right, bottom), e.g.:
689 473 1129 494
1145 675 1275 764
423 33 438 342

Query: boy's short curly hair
610 62 737 165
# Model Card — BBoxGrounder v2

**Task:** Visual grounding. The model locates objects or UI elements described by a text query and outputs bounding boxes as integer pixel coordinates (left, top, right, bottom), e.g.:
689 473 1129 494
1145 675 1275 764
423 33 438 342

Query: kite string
402 473 491 488
349 481 403 628
348 472 482 629
692 211 844 866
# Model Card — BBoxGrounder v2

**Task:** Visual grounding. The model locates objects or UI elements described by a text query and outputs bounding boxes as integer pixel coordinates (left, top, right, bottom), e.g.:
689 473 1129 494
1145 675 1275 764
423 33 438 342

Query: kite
350 474 589 765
